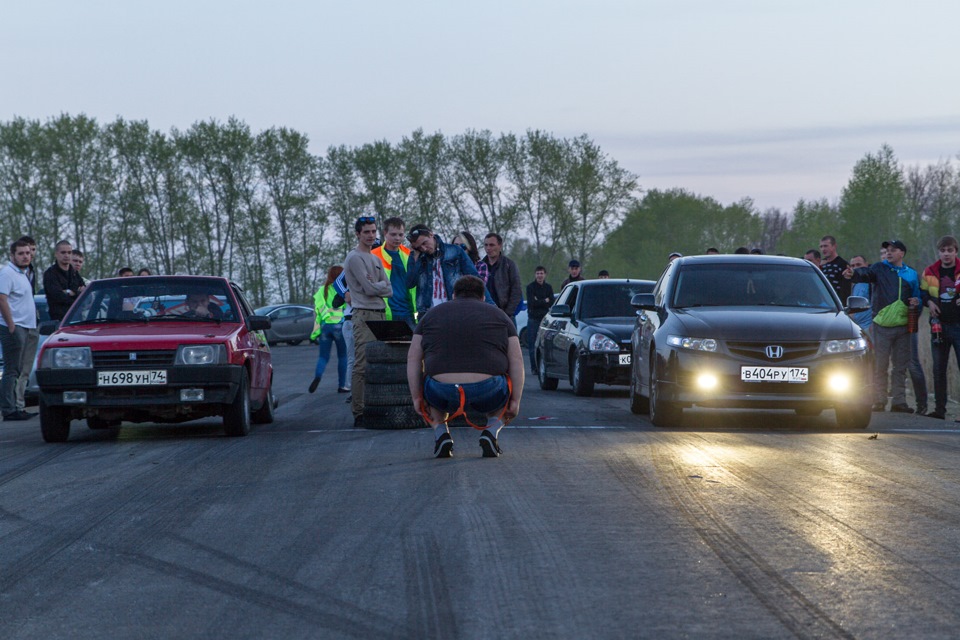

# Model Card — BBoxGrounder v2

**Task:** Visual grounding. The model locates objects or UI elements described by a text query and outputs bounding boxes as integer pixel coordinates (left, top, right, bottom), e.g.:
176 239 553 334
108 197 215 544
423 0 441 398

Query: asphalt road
3 345 960 639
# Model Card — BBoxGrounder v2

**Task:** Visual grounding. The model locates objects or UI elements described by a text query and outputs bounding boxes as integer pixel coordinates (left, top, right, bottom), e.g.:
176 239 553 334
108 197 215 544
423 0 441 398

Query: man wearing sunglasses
343 216 394 426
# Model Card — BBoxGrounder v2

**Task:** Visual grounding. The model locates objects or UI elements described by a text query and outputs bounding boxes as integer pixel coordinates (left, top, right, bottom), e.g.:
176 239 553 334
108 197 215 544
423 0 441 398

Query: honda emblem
765 345 783 359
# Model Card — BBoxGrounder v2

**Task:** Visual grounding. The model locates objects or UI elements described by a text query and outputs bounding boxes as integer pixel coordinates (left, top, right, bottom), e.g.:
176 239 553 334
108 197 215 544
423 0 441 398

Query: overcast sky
3 0 958 212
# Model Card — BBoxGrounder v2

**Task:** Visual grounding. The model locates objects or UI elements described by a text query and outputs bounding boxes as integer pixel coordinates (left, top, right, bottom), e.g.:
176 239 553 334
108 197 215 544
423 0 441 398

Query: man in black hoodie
525 266 554 372
43 240 85 321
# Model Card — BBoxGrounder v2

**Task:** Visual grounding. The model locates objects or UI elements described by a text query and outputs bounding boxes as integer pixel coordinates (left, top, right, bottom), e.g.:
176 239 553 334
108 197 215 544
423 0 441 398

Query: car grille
725 341 820 362
93 350 177 369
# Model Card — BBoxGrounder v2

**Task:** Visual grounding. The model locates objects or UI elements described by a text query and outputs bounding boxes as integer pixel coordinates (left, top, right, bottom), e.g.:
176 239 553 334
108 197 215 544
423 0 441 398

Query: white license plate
741 366 808 383
619 353 631 365
97 370 168 386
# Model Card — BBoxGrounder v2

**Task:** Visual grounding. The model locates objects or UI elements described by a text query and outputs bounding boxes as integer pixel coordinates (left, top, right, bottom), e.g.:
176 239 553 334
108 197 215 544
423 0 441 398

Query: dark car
35 276 275 442
535 279 656 396
254 304 315 346
629 255 873 428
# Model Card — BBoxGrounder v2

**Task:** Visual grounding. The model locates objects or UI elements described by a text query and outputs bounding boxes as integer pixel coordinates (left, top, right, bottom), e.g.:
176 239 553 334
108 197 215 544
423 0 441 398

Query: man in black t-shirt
525 266 554 372
921 235 960 419
819 235 851 302
407 275 525 458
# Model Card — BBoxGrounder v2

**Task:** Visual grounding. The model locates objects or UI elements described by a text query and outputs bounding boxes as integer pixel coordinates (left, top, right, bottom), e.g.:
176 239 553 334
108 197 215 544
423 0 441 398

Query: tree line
0 114 636 305
1 114 957 303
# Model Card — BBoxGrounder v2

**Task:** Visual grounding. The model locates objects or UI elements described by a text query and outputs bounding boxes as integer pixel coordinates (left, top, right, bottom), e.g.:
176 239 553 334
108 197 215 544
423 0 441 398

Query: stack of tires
363 341 424 429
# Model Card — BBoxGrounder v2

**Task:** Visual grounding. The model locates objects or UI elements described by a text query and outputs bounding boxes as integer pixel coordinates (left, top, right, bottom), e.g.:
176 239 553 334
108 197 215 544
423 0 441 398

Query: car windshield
579 283 653 319
672 264 838 309
63 278 239 325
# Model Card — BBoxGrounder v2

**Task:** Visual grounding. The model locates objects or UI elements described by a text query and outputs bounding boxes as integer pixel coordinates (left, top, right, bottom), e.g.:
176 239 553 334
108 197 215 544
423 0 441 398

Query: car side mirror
247 315 272 331
844 295 870 314
551 304 572 318
38 320 60 336
631 293 658 311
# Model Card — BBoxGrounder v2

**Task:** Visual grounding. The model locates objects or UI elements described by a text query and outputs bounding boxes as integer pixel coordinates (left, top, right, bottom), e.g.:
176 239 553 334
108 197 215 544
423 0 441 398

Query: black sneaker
353 415 364 428
434 432 453 458
308 377 321 393
479 430 501 458
925 410 946 419
3 411 30 421
890 403 914 414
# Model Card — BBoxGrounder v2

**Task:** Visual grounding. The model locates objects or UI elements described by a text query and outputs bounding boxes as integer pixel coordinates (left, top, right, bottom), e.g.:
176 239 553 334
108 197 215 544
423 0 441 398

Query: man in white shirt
0 239 39 421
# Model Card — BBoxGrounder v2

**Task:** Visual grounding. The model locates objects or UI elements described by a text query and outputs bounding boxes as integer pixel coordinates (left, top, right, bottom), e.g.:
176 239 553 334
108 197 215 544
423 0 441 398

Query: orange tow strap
420 376 513 430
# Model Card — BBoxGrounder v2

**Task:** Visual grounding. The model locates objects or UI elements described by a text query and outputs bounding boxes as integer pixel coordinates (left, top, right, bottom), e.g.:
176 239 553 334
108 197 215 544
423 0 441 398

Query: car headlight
824 338 867 354
41 347 93 369
666 335 718 352
589 334 620 352
175 344 226 365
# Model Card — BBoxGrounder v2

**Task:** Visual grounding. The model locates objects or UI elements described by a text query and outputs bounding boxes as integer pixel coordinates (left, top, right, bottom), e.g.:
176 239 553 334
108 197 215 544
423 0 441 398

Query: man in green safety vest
371 217 417 329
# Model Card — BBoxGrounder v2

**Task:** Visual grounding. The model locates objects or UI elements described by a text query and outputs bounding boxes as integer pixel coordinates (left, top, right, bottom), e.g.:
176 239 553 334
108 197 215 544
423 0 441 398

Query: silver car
255 304 316 346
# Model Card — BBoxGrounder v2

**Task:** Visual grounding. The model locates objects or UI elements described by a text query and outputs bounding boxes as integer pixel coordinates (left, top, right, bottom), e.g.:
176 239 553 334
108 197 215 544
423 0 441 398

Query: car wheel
224 369 252 437
251 378 276 425
538 349 558 391
649 359 681 427
835 402 871 429
287 340 303 346
629 355 649 415
571 353 595 397
40 399 71 443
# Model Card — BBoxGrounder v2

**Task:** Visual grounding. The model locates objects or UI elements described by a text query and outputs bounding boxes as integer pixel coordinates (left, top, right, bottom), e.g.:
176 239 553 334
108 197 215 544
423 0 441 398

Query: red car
36 276 276 442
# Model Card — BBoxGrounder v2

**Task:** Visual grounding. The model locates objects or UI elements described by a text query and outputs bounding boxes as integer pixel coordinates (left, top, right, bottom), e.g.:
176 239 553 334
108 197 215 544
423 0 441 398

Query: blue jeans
527 316 543 365
315 322 347 388
424 375 509 415
0 326 36 416
931 322 960 413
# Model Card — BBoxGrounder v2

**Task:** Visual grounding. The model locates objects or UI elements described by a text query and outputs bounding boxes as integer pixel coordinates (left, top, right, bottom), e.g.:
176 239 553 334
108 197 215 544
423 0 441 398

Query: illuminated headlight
175 344 225 365
825 338 867 354
589 334 620 352
827 373 851 392
667 335 718 352
42 347 93 369
696 373 719 390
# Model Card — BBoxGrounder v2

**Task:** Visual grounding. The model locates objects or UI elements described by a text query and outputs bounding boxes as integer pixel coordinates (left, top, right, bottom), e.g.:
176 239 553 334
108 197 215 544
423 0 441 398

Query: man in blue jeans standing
407 275 524 458
0 239 38 421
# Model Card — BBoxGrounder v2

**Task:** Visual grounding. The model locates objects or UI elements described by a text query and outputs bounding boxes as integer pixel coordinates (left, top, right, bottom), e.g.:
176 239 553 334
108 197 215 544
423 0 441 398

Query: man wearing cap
561 260 584 288
668 252 683 263
844 240 922 413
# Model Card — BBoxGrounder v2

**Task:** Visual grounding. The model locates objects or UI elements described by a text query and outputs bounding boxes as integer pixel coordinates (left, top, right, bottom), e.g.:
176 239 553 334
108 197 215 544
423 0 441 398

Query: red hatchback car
35 276 276 442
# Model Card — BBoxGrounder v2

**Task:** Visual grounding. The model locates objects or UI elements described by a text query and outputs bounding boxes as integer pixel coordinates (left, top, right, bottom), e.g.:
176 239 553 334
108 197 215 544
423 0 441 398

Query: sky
3 0 959 213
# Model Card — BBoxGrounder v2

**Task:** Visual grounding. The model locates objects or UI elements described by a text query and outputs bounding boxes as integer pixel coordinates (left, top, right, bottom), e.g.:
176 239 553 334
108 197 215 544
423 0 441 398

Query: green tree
838 144 906 259
777 198 839 259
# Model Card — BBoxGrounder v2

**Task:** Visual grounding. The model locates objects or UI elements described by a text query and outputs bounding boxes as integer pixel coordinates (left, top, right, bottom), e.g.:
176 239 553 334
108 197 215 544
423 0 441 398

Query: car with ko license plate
35 276 275 442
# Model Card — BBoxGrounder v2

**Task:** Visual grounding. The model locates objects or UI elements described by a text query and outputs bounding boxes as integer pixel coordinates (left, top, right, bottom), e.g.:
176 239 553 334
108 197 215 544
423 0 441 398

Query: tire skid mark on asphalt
405 535 459 639
650 438 855 640
0 445 71 490
667 433 960 635
0 437 239 595
109 540 396 639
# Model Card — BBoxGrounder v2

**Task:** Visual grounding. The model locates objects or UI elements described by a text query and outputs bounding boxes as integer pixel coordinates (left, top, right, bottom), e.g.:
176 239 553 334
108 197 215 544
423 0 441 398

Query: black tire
795 407 823 417
629 356 649 415
538 349 558 391
287 340 303 346
365 383 413 406
40 399 71 443
649 360 681 427
362 404 426 430
366 341 410 364
366 362 408 384
251 379 276 424
835 402 872 429
571 353 595 397
223 369 252 437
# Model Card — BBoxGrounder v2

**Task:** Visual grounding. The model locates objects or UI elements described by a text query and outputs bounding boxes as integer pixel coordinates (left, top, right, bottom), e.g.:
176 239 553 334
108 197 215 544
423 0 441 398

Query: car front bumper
656 350 872 409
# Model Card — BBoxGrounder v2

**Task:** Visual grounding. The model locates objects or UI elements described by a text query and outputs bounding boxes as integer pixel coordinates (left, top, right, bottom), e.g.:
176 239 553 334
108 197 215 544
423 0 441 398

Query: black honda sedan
629 255 873 428
536 279 655 396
